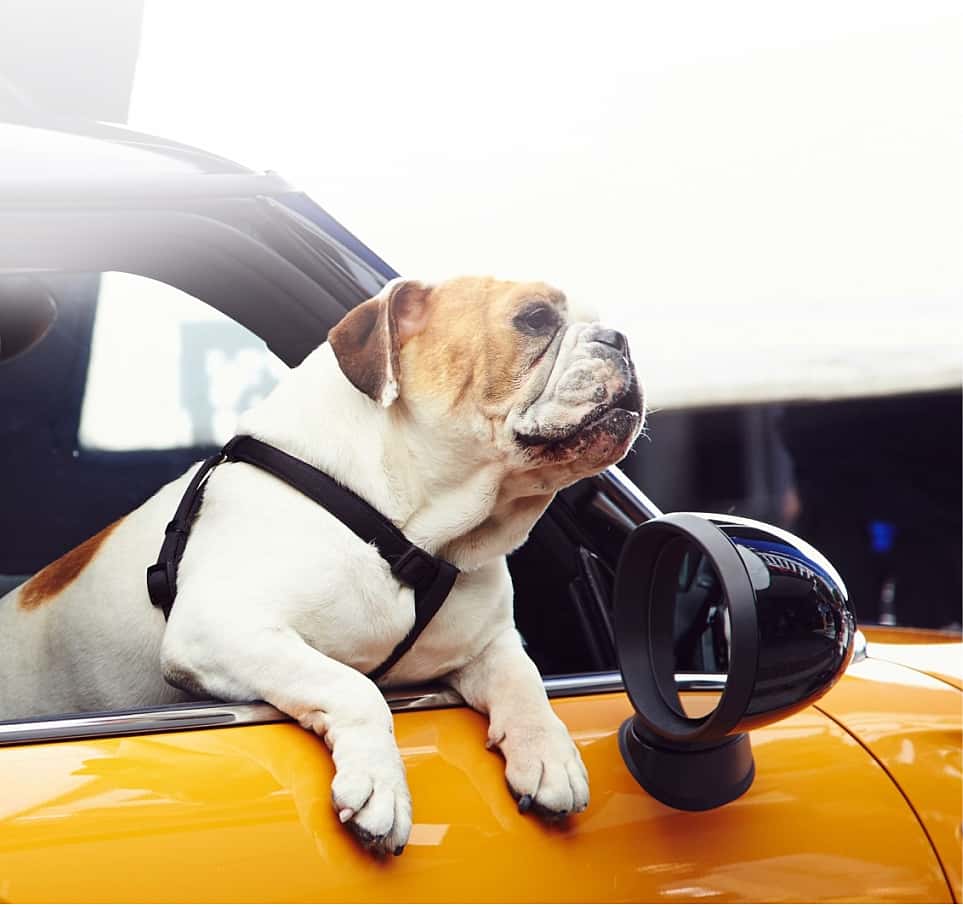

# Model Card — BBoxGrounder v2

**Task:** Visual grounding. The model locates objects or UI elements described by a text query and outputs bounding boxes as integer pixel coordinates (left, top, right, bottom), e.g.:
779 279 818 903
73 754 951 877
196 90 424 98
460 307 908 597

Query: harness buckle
220 436 244 460
146 560 176 611
390 545 439 589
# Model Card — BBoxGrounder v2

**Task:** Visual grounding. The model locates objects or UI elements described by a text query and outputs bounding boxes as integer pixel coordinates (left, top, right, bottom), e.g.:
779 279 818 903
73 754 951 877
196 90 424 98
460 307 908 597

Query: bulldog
0 276 643 855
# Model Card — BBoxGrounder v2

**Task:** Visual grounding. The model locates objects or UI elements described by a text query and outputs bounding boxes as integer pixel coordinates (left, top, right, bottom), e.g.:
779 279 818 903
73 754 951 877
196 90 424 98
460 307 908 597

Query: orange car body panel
818 654 962 901
0 670 957 903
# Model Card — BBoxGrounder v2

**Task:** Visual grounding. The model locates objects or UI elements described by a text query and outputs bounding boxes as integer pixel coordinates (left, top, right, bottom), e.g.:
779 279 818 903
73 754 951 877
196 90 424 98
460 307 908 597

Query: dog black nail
518 794 533 813
394 845 404 856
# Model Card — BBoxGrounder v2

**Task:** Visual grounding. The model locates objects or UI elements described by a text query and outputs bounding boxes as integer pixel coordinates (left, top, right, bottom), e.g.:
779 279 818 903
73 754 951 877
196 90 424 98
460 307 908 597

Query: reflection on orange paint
866 639 963 691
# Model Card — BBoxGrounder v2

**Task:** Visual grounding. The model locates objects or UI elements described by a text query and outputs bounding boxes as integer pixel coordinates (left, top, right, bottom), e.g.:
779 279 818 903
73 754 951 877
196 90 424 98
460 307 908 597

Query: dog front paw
490 717 590 818
329 729 412 856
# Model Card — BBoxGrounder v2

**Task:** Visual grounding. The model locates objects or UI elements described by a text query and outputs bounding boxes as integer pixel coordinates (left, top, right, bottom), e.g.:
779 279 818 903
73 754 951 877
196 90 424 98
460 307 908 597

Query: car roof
0 102 293 205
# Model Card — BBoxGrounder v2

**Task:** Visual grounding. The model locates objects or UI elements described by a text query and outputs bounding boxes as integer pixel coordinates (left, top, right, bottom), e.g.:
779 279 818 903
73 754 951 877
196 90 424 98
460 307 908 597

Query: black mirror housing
614 512 855 810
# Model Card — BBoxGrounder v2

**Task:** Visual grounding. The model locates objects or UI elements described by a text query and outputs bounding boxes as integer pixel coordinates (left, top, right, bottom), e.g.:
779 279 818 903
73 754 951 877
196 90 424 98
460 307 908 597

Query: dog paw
330 732 412 856
492 718 590 818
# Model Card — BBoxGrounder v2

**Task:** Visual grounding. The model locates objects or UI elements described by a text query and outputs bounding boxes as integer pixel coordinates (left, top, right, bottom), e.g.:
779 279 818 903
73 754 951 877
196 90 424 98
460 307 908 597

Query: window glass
79 271 286 450
0 269 288 578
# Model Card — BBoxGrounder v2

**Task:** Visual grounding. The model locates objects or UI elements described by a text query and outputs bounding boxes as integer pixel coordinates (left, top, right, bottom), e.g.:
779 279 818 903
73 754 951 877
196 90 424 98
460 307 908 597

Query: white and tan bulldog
0 276 643 854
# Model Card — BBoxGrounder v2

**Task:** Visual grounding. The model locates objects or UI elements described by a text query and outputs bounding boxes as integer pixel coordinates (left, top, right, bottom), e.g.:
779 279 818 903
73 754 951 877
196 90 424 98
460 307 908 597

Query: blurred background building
1 0 960 627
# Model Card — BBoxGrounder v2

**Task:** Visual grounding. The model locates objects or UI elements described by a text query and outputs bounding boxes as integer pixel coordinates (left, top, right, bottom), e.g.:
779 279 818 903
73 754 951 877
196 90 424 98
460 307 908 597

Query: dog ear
328 279 431 407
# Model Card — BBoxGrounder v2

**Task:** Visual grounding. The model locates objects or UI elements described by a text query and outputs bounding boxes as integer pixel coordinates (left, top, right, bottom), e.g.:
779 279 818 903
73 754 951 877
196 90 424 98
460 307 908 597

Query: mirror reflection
655 537 730 719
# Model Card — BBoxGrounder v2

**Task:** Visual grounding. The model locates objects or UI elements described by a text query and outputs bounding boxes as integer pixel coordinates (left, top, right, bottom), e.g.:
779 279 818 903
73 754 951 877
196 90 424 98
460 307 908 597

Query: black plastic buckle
146 561 176 610
220 436 245 461
390 546 439 589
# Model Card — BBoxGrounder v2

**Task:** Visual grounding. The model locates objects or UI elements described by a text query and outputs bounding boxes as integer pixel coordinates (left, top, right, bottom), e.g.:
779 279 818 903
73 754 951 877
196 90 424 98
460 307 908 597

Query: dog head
328 276 643 482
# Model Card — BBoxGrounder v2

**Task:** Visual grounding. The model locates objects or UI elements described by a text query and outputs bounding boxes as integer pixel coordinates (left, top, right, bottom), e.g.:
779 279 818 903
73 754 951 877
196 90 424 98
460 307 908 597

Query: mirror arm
594 465 664 525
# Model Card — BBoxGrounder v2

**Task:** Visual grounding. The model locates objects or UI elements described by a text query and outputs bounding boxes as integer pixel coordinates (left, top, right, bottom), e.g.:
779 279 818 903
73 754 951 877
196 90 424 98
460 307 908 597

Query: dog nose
595 328 627 353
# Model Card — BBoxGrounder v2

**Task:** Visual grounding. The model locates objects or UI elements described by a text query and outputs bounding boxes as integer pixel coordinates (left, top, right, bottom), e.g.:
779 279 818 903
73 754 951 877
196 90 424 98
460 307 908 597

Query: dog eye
515 305 557 334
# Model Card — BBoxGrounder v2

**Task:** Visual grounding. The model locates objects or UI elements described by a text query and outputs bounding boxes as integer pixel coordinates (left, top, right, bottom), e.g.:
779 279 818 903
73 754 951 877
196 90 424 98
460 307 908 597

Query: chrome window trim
0 671 728 747
543 671 625 697
0 701 288 747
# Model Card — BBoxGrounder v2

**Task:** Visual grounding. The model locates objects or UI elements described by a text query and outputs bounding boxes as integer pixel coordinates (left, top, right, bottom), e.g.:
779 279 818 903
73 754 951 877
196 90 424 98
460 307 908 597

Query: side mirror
614 511 855 810
0 276 58 363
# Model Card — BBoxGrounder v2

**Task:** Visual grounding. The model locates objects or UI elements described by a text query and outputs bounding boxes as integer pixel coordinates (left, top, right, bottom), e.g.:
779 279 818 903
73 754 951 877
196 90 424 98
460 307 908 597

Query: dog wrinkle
479 297 528 406
450 361 475 409
162 663 208 696
18 519 120 611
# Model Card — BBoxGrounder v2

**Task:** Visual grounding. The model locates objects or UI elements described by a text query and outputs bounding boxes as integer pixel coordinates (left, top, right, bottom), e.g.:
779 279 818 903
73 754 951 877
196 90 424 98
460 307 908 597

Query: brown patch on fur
19 520 120 610
451 361 475 410
403 277 568 411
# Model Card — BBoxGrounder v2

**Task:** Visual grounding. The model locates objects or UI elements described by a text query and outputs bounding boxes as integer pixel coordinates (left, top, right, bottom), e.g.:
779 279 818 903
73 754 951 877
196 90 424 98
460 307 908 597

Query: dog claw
517 794 533 813
338 808 354 824
394 845 405 856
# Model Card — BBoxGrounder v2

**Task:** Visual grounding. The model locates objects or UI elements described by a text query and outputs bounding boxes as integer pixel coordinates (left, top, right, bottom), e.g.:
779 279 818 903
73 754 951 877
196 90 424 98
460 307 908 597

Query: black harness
146 435 459 681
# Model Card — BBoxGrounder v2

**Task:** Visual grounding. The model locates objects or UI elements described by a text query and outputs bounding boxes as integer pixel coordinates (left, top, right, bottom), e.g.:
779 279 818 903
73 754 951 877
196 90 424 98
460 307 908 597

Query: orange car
0 115 959 903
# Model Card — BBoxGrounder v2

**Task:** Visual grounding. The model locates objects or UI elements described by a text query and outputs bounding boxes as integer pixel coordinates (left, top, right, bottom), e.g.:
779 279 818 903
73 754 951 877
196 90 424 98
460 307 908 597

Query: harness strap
146 435 459 681
146 449 225 619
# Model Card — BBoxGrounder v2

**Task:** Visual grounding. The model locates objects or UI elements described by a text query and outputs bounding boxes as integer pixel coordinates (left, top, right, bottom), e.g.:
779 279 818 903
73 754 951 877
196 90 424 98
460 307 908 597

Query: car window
78 271 286 451
0 269 287 583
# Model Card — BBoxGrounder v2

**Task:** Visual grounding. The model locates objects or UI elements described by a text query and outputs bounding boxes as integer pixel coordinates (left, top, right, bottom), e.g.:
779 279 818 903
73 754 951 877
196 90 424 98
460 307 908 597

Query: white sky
128 0 962 409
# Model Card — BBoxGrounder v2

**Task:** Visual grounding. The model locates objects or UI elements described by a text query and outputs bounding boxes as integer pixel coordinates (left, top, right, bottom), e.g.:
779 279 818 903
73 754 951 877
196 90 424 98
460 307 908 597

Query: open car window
0 268 287 582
